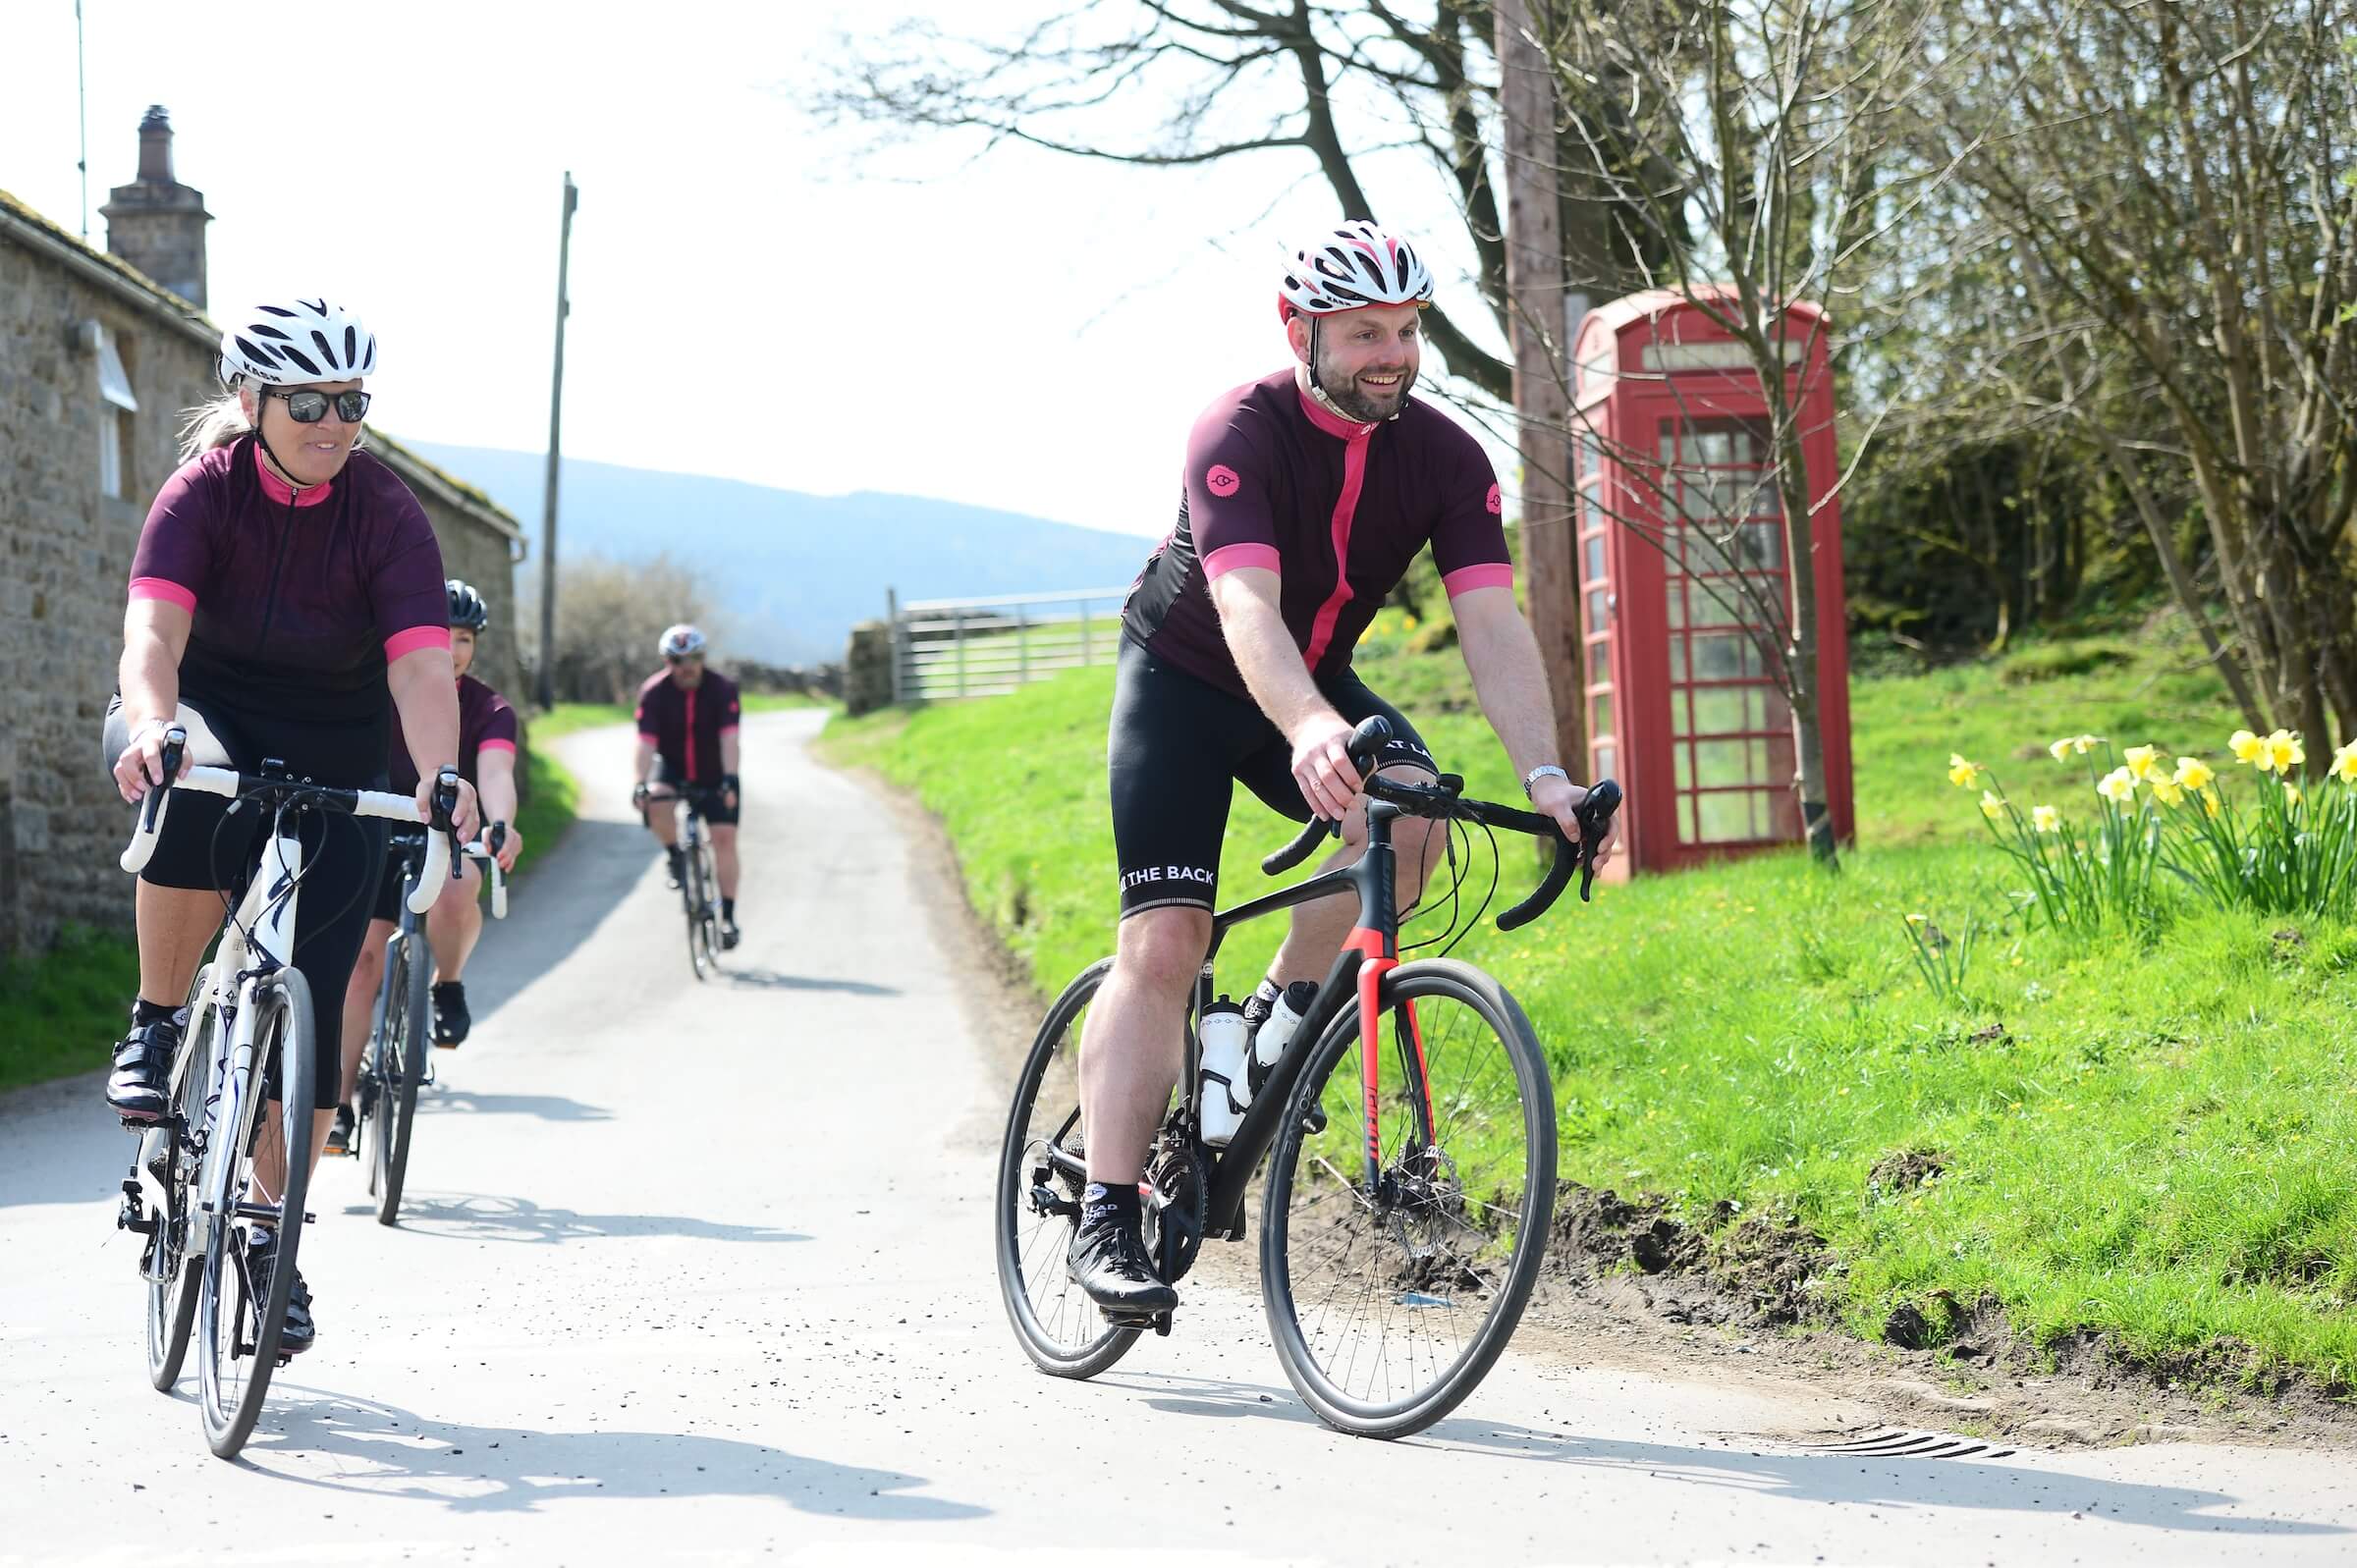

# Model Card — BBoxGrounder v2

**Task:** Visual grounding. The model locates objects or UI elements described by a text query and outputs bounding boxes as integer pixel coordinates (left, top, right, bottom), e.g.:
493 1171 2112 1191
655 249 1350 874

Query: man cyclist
1069 221 1618 1316
328 579 522 1156
632 624 743 948
103 298 479 1354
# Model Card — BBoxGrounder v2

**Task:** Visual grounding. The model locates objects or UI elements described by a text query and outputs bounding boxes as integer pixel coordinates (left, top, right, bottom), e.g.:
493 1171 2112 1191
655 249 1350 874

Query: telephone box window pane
1584 533 1607 583
1672 690 1692 736
1594 743 1617 782
1585 588 1610 635
1740 522 1784 569
1578 430 1602 481
1769 733 1795 781
1674 745 1692 790
1691 633 1752 680
1591 690 1614 738
1699 790 1768 843
1678 795 1696 842
1696 740 1755 786
1691 688 1744 735
1666 582 1686 629
1670 638 1688 681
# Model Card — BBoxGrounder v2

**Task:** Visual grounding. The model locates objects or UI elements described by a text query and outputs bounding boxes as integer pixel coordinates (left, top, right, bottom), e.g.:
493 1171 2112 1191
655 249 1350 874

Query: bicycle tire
144 966 215 1392
685 834 713 981
994 958 1141 1379
197 969 315 1460
697 838 723 969
371 935 429 1225
1259 959 1556 1439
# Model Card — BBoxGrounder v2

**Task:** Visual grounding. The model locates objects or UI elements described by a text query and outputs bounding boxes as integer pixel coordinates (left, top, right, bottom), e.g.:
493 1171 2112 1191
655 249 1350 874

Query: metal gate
889 586 1133 703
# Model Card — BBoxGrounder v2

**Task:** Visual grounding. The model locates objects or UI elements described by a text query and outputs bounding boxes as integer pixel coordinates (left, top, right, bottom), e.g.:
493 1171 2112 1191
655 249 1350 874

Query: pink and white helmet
658 623 707 659
218 297 378 386
1278 221 1435 321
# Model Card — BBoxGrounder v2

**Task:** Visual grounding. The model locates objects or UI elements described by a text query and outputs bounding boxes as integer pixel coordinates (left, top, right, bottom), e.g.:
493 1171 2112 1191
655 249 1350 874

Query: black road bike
117 727 460 1458
644 783 727 979
995 718 1621 1438
352 826 508 1223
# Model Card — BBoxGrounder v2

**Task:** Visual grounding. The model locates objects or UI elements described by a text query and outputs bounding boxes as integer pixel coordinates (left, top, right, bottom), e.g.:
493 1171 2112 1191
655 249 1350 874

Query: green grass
822 613 2357 1393
0 927 137 1095
511 739 578 881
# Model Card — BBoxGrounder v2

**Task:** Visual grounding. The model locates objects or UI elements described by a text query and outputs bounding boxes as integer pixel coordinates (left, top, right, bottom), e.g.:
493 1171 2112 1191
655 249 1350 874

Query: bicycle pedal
1152 1311 1174 1337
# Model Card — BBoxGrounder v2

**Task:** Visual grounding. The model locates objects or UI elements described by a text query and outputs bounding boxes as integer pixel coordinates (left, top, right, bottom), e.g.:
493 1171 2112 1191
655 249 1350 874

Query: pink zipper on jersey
685 686 699 782
1295 384 1378 670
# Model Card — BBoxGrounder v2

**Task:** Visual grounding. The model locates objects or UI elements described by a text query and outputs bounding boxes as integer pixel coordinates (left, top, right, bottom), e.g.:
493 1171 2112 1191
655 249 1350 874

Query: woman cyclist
103 297 480 1355
329 578 522 1156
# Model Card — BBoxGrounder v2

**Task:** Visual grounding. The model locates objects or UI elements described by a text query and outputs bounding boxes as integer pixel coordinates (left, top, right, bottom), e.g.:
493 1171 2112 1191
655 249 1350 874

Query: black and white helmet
1278 221 1435 321
446 579 490 632
218 297 378 387
659 623 706 659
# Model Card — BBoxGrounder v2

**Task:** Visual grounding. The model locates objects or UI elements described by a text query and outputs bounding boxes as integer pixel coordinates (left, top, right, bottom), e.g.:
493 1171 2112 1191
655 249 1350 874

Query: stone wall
1 197 523 955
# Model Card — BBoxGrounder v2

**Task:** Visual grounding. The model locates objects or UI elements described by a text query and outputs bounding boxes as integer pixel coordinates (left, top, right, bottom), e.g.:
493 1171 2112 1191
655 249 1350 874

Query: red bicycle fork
1343 927 1433 1189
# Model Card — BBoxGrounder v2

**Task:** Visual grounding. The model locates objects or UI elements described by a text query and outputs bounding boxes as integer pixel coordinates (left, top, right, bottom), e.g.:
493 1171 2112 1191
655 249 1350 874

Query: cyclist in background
1068 224 1617 1315
328 579 522 1156
632 624 743 948
103 298 479 1354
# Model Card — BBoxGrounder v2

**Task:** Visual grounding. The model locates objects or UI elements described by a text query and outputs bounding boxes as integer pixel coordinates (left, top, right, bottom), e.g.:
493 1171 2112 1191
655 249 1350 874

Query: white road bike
117 725 459 1460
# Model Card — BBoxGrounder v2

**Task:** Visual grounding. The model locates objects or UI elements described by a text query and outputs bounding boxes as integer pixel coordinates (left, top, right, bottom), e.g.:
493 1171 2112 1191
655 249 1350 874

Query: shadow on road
720 966 901 997
354 1190 808 1247
1099 1371 2348 1542
242 1386 987 1522
461 818 653 1032
416 1088 614 1123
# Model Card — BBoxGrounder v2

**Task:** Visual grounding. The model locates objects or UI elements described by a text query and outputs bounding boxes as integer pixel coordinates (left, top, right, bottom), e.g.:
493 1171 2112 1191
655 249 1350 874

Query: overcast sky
6 0 1505 539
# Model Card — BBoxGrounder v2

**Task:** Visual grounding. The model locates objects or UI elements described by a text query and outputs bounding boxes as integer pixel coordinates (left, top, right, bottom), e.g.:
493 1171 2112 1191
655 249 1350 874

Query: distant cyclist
1066 223 1617 1315
328 579 521 1155
103 297 479 1354
632 624 742 948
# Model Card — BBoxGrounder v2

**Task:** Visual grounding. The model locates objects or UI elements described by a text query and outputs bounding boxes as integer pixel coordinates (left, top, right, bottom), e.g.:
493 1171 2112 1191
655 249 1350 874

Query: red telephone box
1568 287 1855 875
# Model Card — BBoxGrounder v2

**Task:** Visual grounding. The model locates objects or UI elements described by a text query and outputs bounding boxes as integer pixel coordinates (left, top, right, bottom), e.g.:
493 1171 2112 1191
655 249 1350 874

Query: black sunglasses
265 388 372 424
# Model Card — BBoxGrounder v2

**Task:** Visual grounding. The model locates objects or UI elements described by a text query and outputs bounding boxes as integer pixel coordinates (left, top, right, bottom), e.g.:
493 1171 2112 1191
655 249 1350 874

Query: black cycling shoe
664 849 687 891
431 982 469 1048
105 1019 181 1122
720 920 741 951
247 1228 315 1355
323 1103 356 1157
1067 1213 1178 1318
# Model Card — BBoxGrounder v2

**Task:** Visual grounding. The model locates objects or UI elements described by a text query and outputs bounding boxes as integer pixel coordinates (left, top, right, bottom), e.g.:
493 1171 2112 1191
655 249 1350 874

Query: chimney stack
101 106 212 309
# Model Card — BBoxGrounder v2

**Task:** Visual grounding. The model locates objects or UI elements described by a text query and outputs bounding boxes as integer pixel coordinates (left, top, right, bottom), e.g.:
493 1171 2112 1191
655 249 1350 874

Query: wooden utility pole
535 172 577 711
1493 0 1585 777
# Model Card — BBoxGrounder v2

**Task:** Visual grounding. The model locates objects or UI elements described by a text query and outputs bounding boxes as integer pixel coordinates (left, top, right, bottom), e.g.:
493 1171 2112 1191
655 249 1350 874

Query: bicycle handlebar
120 729 458 916
1258 717 1622 932
461 827 509 920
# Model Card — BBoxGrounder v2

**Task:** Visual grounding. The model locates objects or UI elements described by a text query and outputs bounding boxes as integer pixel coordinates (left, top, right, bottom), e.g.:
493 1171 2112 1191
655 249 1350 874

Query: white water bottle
1248 980 1320 1097
1197 999 1250 1147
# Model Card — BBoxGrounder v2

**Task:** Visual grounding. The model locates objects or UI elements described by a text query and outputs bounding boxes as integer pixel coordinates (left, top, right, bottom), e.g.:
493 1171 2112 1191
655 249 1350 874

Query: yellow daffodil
2097 767 2136 803
2049 737 2074 762
2229 729 2265 765
2284 781 2303 809
2201 786 2222 818
2150 777 2185 807
2073 733 2104 755
2334 739 2357 784
1980 789 2005 820
2174 756 2215 790
2266 730 2305 774
1906 912 1928 927
1947 753 1978 787
2124 743 2162 780
2032 804 2060 833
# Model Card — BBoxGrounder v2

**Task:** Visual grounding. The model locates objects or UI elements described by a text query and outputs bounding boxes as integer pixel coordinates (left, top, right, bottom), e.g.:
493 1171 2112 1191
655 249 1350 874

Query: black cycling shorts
102 692 389 1110
369 831 466 926
1108 636 1434 919
652 765 740 826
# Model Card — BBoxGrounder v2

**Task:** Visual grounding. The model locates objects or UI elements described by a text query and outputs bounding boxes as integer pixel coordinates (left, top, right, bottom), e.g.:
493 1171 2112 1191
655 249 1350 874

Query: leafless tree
519 553 725 706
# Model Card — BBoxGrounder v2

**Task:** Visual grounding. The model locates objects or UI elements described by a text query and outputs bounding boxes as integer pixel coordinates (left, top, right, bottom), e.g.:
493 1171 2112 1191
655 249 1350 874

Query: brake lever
140 726 190 834
432 767 465 876
1570 780 1624 903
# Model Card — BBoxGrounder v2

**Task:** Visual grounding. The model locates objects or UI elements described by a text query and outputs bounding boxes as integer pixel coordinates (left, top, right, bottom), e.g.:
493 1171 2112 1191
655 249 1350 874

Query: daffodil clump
1947 729 2357 926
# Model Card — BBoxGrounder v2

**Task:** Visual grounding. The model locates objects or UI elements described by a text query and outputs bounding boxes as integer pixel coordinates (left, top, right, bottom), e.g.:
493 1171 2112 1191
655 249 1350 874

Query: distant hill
411 444 1154 666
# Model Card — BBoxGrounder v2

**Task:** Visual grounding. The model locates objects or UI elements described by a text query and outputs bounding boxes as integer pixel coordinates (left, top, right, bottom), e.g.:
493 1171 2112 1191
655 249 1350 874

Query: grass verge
821 617 2357 1394
0 927 138 1095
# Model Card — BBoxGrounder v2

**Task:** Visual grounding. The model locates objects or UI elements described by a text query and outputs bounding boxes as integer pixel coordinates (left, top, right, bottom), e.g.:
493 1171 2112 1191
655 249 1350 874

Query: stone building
1 110 526 955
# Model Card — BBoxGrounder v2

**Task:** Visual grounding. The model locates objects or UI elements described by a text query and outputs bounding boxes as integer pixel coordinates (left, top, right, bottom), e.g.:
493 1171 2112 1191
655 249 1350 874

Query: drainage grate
1799 1429 2016 1461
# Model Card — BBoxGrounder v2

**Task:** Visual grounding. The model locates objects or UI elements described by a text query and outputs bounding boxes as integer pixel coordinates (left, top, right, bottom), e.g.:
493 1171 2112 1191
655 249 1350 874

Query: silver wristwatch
1522 764 1570 800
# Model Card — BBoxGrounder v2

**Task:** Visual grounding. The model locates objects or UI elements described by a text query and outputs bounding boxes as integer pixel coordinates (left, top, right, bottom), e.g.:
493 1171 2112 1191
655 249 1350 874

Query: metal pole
886 587 904 707
534 172 577 711
75 3 88 240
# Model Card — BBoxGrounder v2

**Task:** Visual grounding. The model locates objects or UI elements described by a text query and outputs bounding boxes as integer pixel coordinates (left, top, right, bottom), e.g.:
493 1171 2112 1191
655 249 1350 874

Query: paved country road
4 712 2352 1566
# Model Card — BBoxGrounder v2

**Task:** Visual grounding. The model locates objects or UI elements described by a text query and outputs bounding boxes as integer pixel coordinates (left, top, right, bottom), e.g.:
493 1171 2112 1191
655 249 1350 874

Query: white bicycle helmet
1278 221 1435 321
218 297 378 386
659 624 707 659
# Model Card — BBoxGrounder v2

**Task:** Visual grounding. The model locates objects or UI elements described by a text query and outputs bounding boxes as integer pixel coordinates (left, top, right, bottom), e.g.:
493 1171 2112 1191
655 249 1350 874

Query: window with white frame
97 327 138 499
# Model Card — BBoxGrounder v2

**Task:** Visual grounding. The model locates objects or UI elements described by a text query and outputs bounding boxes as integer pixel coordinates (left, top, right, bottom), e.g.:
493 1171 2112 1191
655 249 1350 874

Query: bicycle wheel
197 969 316 1459
995 958 1141 1379
1260 959 1556 1439
685 835 714 980
144 968 215 1392
370 934 429 1225
697 839 723 966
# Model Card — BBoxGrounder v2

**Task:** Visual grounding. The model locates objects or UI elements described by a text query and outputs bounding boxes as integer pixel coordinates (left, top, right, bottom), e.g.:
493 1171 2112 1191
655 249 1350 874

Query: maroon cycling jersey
386 674 519 795
1121 368 1513 698
128 436 451 722
634 668 741 784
